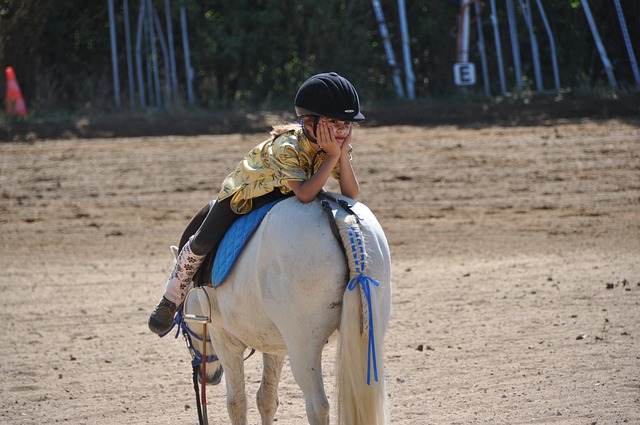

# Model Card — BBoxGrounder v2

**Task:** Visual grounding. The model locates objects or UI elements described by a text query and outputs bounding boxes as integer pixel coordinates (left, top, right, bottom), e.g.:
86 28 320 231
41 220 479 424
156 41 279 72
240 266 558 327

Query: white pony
181 193 392 425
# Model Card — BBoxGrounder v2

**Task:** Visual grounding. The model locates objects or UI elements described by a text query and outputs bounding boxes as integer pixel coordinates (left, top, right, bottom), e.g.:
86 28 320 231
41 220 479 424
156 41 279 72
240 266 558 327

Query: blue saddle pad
211 198 284 287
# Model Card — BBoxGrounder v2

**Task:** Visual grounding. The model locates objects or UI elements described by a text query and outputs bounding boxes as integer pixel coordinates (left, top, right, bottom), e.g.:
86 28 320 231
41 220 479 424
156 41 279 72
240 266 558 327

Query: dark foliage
1 0 638 116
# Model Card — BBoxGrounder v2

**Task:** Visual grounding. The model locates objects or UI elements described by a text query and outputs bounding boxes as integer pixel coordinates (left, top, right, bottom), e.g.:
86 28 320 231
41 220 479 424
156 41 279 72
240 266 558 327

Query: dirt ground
1 117 638 424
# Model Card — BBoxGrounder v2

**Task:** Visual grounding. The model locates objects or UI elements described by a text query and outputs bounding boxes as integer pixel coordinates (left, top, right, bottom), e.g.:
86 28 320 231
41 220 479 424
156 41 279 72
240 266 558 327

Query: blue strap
159 308 219 366
346 224 380 386
182 320 212 343
348 274 380 385
189 347 219 367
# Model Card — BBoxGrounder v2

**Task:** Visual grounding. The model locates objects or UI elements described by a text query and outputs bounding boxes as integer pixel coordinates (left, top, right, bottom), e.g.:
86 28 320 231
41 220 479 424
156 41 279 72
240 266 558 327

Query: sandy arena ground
1 119 639 424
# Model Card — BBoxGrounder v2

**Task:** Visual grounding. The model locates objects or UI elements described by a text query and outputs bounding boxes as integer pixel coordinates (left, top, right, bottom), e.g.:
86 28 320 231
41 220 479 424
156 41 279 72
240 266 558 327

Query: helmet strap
301 115 320 144
313 115 320 138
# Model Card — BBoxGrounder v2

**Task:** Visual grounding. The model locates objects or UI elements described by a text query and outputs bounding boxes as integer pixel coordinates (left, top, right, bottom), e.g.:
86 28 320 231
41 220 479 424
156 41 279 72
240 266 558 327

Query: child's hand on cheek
340 128 352 154
316 122 341 156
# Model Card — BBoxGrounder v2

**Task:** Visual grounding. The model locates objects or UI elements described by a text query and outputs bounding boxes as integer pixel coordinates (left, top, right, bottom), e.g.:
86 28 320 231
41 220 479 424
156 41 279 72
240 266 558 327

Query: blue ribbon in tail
346 224 380 386
348 274 380 385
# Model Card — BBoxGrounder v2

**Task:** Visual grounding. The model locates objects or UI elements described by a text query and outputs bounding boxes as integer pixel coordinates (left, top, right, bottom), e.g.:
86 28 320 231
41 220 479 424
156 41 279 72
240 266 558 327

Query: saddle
178 198 286 288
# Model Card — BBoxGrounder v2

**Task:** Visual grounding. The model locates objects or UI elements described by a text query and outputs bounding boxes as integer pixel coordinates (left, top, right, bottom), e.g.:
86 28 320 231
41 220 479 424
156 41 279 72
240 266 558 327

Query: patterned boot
148 238 205 334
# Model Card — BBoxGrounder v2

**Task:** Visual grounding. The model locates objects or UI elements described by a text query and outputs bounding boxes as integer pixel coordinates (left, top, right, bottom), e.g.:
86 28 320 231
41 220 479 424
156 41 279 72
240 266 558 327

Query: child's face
319 117 352 135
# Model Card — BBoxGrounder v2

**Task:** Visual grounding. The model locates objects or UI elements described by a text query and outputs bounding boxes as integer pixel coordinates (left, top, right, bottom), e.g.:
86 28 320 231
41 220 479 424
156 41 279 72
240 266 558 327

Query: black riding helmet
294 72 365 122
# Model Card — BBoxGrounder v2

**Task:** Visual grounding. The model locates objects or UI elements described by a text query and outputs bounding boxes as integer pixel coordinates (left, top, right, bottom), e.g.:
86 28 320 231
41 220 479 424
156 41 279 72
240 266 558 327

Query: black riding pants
189 190 289 256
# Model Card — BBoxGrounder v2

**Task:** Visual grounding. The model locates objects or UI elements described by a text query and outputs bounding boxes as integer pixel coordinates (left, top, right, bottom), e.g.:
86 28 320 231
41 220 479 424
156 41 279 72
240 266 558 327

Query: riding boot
148 237 205 334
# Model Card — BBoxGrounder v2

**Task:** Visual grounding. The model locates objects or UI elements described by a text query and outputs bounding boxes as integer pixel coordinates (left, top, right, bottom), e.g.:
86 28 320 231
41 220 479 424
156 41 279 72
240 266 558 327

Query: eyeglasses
319 117 352 128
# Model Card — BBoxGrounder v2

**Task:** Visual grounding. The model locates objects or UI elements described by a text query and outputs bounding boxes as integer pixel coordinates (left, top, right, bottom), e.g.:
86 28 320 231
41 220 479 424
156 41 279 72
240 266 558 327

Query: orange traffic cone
5 66 28 117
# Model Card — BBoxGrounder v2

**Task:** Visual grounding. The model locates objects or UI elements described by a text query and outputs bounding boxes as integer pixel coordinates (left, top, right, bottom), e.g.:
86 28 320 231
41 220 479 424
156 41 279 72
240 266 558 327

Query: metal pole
371 0 405 98
146 36 155 105
475 2 491 97
123 0 136 109
505 0 523 91
201 322 208 424
614 0 640 85
164 0 180 100
135 0 146 108
183 288 211 425
535 0 560 92
146 0 162 107
180 0 195 106
108 0 121 109
489 0 507 95
581 0 618 90
519 0 543 91
458 0 472 63
397 0 415 100
153 9 172 105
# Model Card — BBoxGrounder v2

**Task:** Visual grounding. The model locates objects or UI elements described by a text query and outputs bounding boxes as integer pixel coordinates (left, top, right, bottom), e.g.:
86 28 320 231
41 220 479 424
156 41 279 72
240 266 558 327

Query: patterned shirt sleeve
267 138 308 190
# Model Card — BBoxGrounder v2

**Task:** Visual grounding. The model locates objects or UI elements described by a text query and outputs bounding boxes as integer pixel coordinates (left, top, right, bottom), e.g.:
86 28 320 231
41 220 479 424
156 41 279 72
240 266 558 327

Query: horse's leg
218 352 248 425
209 331 249 425
287 344 329 425
256 353 285 425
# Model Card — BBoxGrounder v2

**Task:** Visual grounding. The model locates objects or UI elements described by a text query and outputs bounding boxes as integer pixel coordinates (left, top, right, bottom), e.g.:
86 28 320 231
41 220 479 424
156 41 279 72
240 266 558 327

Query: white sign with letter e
453 62 476 86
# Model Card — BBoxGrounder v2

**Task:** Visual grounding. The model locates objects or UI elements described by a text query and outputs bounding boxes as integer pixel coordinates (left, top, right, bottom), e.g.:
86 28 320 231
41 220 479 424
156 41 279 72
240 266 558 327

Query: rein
317 191 362 255
317 192 361 219
176 309 219 366
163 308 256 365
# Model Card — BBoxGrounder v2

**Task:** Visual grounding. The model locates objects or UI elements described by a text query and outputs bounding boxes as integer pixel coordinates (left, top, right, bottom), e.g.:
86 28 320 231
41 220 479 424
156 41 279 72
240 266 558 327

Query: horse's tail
335 216 389 425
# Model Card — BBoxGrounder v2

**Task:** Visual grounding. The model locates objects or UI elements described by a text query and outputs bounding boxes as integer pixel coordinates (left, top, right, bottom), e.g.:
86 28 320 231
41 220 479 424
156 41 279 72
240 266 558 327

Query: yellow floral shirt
218 128 350 214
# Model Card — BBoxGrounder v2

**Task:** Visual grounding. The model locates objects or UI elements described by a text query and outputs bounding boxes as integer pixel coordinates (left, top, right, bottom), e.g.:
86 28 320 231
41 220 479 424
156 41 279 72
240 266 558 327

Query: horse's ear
170 245 179 260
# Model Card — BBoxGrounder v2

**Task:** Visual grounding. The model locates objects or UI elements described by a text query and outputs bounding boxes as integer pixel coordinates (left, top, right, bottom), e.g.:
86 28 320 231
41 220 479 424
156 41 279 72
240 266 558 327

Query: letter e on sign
453 62 476 86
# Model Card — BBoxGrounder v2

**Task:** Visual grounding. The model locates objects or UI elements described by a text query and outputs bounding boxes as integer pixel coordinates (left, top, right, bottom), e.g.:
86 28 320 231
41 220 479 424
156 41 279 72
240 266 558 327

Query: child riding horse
149 72 365 334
